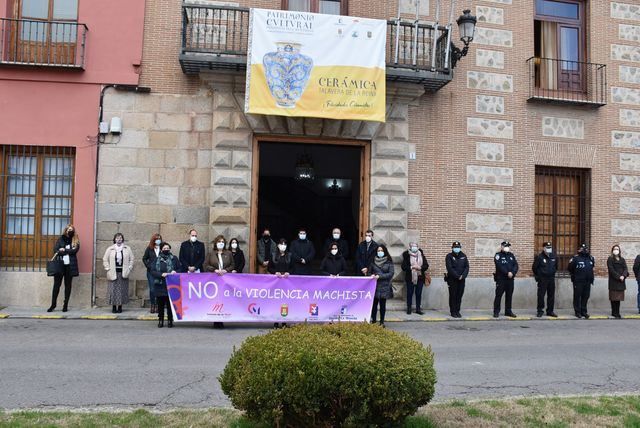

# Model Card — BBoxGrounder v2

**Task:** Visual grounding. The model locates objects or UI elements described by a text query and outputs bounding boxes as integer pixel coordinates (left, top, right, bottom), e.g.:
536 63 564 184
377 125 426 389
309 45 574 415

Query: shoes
493 312 499 318
150 305 157 314
62 305 68 313
168 320 174 328
583 313 590 319
547 312 558 318
406 308 411 315
273 322 280 329
416 309 424 315
536 311 543 318
213 322 224 329
158 320 164 328
575 312 582 318
117 306 122 313
379 322 385 328
112 306 117 314
506 312 517 318
613 314 622 319
370 319 376 324
46 306 55 312
451 312 456 318
456 312 462 318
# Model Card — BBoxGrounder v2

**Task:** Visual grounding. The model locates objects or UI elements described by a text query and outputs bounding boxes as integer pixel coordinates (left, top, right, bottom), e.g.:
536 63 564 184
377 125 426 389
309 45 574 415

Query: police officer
445 241 469 318
493 241 519 318
568 243 595 319
532 241 558 318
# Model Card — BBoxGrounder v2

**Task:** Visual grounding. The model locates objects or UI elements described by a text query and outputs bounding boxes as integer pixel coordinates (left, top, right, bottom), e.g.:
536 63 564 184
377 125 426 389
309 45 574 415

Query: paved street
1 318 639 409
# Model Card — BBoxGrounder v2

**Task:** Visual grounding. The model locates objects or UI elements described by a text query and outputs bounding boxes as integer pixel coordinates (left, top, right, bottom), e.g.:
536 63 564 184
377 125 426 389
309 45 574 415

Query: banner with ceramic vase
166 273 376 323
245 8 386 122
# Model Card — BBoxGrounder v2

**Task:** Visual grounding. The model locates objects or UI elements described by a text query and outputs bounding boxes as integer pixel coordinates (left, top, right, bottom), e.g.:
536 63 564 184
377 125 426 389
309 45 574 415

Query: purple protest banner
166 273 376 323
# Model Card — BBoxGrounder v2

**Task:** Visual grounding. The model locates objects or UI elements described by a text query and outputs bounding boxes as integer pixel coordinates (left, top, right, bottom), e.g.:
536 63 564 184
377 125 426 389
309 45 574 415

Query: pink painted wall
0 1 146 273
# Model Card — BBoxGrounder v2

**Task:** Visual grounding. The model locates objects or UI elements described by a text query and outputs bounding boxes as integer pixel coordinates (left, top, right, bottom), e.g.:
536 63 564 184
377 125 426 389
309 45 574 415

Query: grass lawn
2 395 640 427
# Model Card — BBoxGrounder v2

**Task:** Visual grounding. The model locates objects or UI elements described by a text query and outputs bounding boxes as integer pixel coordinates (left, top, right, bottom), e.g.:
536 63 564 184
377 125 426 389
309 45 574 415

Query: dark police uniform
567 244 595 318
531 242 558 317
445 241 469 318
493 241 519 317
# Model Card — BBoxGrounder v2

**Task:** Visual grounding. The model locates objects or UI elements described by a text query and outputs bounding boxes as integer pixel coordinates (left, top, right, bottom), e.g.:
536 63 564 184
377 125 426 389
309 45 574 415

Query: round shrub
219 322 436 427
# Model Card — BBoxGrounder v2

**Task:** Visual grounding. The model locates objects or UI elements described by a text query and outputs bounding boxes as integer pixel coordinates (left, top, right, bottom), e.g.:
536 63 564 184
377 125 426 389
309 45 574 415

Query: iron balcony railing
527 57 607 107
0 18 88 69
180 4 453 91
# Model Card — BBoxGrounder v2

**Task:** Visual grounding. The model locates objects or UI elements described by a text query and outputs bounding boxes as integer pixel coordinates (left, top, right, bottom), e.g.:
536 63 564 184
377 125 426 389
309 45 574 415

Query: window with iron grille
535 166 590 273
283 0 347 15
0 145 75 271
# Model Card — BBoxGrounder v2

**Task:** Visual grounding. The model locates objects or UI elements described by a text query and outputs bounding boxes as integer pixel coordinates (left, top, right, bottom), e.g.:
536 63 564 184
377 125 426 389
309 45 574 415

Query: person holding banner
257 228 276 274
142 233 163 314
269 238 294 329
320 243 347 277
369 245 395 327
151 242 181 328
229 238 245 273
290 227 315 275
356 230 377 276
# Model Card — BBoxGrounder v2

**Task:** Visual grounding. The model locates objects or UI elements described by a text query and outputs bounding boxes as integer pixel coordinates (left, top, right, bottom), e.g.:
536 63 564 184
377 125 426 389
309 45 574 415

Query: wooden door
557 25 583 91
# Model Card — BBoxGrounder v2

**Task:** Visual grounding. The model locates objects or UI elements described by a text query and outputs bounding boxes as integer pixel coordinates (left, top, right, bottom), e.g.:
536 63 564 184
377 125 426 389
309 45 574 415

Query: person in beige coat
103 233 134 313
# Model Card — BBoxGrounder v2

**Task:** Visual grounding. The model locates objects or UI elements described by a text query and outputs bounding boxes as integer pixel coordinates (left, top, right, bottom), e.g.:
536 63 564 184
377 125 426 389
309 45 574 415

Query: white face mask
231 242 238 249
613 249 620 256
410 246 418 253
365 236 372 243
299 233 306 240
544 248 552 254
333 233 340 240
216 242 225 250
278 244 287 252
377 251 385 258
331 249 338 256
190 236 198 243
503 247 510 253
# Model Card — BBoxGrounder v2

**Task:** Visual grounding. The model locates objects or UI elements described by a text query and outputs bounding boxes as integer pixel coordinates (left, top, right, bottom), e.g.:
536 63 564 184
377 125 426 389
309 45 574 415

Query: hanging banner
245 8 386 122
166 273 376 323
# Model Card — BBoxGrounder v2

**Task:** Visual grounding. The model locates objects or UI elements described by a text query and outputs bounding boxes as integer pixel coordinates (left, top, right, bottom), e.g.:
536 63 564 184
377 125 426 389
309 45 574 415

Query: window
283 0 346 15
535 166 590 272
533 0 584 92
0 145 75 270
10 0 79 65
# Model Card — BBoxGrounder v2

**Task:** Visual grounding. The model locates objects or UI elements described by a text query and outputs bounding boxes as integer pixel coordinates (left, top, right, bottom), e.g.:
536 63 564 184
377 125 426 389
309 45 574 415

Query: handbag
46 253 63 277
424 270 432 286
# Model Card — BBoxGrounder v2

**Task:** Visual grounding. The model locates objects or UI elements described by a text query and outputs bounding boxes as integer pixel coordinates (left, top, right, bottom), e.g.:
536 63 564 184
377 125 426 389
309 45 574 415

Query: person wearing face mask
47 224 80 313
228 238 245 273
143 233 163 313
102 233 134 313
531 242 558 318
290 227 315 275
607 244 628 319
151 242 181 328
568 243 595 319
493 241 519 318
257 228 276 274
323 227 349 260
356 229 377 276
269 238 294 329
206 235 235 275
369 245 394 327
445 241 469 318
320 243 347 276
179 229 205 274
401 242 429 315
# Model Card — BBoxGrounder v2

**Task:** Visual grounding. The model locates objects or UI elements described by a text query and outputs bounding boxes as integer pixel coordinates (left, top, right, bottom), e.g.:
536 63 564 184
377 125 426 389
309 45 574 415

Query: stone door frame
248 135 371 272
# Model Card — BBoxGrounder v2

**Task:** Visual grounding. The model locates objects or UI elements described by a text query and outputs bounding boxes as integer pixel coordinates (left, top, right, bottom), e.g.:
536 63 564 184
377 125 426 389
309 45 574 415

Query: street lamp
451 9 477 69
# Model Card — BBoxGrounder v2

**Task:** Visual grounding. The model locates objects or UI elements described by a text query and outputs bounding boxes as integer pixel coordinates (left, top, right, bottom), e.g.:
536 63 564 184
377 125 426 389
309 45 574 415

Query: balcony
0 18 87 69
179 5 454 92
527 57 606 107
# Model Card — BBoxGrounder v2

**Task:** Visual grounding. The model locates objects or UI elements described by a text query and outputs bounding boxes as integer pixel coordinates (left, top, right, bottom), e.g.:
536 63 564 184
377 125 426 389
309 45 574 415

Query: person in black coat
269 239 294 329
355 229 377 276
179 229 205 273
151 242 182 328
568 243 595 319
369 245 394 327
47 224 80 312
142 233 163 314
493 241 519 318
445 241 469 318
633 253 640 314
607 244 628 319
320 243 347 276
323 227 350 259
531 241 558 318
289 227 315 275
401 242 429 315
228 238 246 273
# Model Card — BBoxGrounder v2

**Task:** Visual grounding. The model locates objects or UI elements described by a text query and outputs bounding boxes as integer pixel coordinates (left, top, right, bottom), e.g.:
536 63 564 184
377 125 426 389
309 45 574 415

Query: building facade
0 0 145 306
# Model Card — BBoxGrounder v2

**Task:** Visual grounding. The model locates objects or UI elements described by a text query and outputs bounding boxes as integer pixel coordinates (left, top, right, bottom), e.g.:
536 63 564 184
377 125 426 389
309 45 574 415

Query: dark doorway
257 141 362 273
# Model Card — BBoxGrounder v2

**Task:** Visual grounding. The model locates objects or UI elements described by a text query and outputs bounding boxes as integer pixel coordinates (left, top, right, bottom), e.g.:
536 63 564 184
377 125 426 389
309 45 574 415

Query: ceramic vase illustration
263 42 313 108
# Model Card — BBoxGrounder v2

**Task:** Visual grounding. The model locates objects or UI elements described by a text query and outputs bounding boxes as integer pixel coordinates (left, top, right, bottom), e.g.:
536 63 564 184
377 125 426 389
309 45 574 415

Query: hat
500 241 511 247
543 242 552 248
452 241 461 248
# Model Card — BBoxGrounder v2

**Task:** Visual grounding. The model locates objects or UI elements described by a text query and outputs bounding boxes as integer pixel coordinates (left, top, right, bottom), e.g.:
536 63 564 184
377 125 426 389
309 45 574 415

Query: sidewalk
2 306 640 322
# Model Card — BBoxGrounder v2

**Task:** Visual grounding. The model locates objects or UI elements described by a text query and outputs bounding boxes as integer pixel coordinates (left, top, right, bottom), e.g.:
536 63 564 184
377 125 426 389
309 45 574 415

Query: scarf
374 255 387 268
410 250 423 285
115 244 123 265
156 254 175 273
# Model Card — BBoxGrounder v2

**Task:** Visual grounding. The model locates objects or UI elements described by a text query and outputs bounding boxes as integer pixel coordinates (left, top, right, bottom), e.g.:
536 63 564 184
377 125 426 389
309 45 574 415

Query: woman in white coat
103 233 134 313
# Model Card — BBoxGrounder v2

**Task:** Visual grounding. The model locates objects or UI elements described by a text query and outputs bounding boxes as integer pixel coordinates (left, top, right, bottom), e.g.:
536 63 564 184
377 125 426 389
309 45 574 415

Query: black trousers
611 300 621 317
156 296 174 322
448 278 465 314
51 266 73 307
537 278 555 313
494 280 514 313
405 280 424 310
371 297 387 323
572 282 591 315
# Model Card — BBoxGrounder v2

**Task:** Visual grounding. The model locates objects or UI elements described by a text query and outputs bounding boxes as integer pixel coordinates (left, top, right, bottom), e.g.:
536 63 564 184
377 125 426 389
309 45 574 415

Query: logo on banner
248 303 261 315
309 304 319 316
280 304 289 318
211 303 224 313
340 305 348 315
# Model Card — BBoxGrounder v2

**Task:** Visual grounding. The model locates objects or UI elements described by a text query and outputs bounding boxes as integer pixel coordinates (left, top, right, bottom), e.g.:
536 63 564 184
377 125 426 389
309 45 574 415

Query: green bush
219 323 436 427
